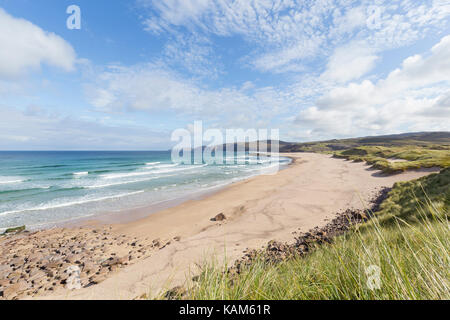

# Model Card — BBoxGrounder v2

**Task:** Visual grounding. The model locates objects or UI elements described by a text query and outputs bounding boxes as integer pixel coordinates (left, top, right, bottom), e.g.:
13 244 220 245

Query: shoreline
70 157 293 228
0 157 292 233
0 153 441 300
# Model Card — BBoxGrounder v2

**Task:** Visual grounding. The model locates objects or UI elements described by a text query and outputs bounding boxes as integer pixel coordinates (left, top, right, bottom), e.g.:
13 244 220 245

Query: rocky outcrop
0 226 172 300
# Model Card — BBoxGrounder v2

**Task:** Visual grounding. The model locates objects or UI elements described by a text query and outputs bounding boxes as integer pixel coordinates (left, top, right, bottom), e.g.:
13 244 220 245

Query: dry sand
32 152 439 300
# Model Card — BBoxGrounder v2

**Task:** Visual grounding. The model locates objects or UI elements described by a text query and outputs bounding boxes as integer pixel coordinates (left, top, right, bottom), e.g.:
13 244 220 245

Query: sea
0 151 290 231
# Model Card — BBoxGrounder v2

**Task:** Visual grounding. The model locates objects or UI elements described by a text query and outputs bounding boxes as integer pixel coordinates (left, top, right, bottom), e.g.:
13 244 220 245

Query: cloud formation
140 0 450 73
295 35 450 139
0 8 76 78
86 63 295 127
86 34 450 141
0 105 171 150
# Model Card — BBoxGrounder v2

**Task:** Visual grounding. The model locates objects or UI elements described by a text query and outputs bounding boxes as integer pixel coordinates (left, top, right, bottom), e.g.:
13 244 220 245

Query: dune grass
333 145 450 174
184 168 449 300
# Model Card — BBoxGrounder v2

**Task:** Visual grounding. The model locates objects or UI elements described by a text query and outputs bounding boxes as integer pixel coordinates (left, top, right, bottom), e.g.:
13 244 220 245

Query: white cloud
251 37 324 73
85 62 295 127
139 0 450 74
0 8 76 78
321 42 378 83
294 35 450 139
163 33 221 78
0 105 171 150
85 35 450 141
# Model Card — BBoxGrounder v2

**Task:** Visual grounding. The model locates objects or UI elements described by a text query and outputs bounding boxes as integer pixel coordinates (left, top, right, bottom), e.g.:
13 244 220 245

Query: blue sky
0 0 449 150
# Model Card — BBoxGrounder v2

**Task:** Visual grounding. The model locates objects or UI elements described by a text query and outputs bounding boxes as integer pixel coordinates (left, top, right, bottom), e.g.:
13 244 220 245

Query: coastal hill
210 131 450 153
279 131 450 153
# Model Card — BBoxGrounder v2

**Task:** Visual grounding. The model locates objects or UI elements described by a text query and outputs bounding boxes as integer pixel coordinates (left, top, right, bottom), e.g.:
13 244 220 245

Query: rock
43 261 60 270
65 254 82 264
9 257 23 267
164 286 186 300
89 274 107 284
0 265 11 279
27 253 44 264
0 279 10 287
82 262 97 275
101 257 124 267
2 281 29 300
29 269 46 280
2 286 18 300
0 265 10 273
210 213 226 222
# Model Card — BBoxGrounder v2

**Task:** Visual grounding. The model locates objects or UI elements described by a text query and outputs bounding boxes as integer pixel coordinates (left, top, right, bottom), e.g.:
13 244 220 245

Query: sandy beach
0 153 440 300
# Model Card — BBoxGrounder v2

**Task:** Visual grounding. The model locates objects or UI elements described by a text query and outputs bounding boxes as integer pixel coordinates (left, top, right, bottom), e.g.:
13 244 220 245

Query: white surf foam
73 172 89 176
101 164 203 180
0 176 25 184
0 190 145 217
152 163 179 168
85 175 173 189
145 162 161 166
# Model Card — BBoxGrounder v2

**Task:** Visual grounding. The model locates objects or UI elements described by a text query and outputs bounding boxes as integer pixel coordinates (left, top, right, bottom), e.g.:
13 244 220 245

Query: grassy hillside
279 131 450 153
333 145 450 173
278 132 450 174
182 168 449 300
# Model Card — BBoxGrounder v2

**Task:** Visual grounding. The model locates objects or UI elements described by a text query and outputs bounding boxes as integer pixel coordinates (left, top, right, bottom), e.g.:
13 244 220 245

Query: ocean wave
0 177 25 185
0 190 145 217
113 162 146 167
0 186 51 195
84 176 172 189
73 171 89 176
151 163 178 168
32 164 67 169
87 169 113 174
150 164 207 175
101 164 201 180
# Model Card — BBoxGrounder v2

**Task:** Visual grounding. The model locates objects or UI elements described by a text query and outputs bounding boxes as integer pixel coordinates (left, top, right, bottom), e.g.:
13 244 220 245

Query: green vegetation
280 132 450 153
333 145 450 173
1 225 26 236
184 168 449 300
277 132 450 174
376 168 450 225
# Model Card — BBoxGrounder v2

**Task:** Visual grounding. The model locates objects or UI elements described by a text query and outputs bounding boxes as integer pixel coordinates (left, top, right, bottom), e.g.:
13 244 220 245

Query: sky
0 0 449 150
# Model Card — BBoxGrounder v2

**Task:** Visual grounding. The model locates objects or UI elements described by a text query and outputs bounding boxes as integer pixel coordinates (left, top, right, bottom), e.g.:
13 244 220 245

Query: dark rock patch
210 213 226 222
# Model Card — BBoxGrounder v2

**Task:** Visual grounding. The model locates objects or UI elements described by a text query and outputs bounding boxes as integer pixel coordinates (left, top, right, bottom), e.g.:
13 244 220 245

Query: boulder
210 213 226 222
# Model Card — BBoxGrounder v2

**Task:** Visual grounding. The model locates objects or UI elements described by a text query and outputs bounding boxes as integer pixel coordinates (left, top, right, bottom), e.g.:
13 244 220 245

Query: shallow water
0 151 289 230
